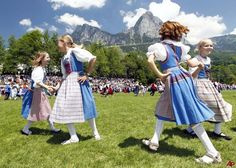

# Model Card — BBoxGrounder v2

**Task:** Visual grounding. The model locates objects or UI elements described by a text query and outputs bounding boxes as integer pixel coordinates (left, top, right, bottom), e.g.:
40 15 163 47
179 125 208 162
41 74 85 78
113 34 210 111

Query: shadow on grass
27 127 60 136
118 136 195 157
46 131 93 145
164 127 233 141
162 127 197 139
231 127 236 132
118 136 141 148
24 127 94 144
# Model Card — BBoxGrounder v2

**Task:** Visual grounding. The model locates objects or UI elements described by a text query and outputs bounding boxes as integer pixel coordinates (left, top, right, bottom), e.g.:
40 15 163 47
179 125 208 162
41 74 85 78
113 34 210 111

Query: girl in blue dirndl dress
50 35 100 145
21 52 60 135
142 21 221 164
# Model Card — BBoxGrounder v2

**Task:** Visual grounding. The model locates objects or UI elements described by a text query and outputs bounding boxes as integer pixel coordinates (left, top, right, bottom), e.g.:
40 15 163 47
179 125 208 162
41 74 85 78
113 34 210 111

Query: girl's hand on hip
160 72 170 83
78 75 88 84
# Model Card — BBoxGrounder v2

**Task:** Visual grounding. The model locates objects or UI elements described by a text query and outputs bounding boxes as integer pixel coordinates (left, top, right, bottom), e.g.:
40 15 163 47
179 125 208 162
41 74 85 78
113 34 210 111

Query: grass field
0 91 235 168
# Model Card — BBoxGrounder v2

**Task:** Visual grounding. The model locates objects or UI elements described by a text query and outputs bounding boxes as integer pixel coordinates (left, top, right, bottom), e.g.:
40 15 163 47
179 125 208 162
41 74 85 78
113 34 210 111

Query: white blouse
31 66 45 88
61 47 96 79
146 39 191 62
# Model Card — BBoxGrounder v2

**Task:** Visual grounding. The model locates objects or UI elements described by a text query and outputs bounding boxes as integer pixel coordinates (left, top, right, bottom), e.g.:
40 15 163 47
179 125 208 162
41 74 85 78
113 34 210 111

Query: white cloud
19 19 32 27
57 13 101 34
27 26 44 32
230 28 236 35
20 19 58 33
58 13 101 28
42 22 58 32
43 22 49 27
120 10 126 16
121 0 180 29
48 0 106 10
126 0 134 5
49 25 58 32
121 8 147 29
120 0 227 44
149 0 180 22
174 12 226 44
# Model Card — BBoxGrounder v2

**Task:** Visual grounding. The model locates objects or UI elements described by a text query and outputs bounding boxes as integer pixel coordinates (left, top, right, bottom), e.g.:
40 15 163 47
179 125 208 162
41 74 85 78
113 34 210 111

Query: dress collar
162 39 190 53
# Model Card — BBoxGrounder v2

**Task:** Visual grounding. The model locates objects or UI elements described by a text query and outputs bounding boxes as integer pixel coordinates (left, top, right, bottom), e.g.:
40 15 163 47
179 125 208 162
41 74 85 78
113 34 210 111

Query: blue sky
1 0 236 44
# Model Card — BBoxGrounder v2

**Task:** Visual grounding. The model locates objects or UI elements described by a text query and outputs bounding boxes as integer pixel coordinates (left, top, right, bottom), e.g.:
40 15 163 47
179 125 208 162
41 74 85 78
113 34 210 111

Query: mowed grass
0 91 235 168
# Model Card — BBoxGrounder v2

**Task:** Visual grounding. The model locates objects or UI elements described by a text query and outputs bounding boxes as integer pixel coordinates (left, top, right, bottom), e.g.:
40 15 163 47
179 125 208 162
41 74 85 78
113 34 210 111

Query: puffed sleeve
180 44 191 62
71 47 96 63
146 43 167 61
31 67 44 88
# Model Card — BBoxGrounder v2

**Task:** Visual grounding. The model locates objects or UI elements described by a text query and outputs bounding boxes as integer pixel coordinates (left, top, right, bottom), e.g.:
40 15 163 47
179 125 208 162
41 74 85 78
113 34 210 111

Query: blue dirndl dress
50 50 98 124
21 65 52 122
155 43 215 125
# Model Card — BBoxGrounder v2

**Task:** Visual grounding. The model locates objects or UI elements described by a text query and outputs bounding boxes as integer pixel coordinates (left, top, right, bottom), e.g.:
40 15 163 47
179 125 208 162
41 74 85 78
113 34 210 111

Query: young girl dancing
185 39 232 140
21 51 60 135
142 21 221 164
50 35 100 145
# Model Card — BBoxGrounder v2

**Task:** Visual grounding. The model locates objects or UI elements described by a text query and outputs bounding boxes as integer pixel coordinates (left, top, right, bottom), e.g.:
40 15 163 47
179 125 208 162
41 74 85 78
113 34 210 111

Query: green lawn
0 91 235 168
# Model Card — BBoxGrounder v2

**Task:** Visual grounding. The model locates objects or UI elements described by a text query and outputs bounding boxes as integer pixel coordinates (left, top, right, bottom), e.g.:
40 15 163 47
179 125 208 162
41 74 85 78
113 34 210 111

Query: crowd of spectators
1 75 235 100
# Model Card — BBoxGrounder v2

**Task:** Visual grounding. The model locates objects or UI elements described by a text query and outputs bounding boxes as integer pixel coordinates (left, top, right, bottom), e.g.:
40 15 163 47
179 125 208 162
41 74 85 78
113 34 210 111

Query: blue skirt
21 90 33 119
80 80 98 120
157 67 215 125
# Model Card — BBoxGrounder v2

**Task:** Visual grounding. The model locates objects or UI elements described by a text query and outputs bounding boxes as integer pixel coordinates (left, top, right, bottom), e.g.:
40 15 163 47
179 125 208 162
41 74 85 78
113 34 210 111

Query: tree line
0 30 235 84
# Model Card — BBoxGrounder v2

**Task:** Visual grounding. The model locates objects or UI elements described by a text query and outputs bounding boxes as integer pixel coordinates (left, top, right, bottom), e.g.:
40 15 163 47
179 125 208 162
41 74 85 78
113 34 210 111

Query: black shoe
183 129 197 138
212 132 232 140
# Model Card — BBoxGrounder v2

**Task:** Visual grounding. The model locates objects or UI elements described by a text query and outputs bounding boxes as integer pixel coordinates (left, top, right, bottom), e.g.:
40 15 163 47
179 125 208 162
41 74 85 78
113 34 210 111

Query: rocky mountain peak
72 12 162 45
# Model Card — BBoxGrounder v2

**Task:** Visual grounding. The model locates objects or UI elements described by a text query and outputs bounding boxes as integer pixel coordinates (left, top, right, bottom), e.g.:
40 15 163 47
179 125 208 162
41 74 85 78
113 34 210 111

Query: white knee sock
214 123 222 134
48 119 55 130
151 119 164 144
48 119 60 131
192 124 218 156
67 123 79 141
88 118 99 136
23 120 33 131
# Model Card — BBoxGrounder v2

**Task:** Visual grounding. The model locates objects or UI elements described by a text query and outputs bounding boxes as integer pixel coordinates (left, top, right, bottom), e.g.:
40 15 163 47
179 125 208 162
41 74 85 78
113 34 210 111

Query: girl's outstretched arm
191 62 204 78
187 58 200 67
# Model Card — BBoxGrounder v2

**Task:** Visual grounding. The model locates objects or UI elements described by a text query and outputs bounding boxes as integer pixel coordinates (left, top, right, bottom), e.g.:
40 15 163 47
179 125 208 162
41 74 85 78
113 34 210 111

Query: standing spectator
4 81 11 100
150 83 157 96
